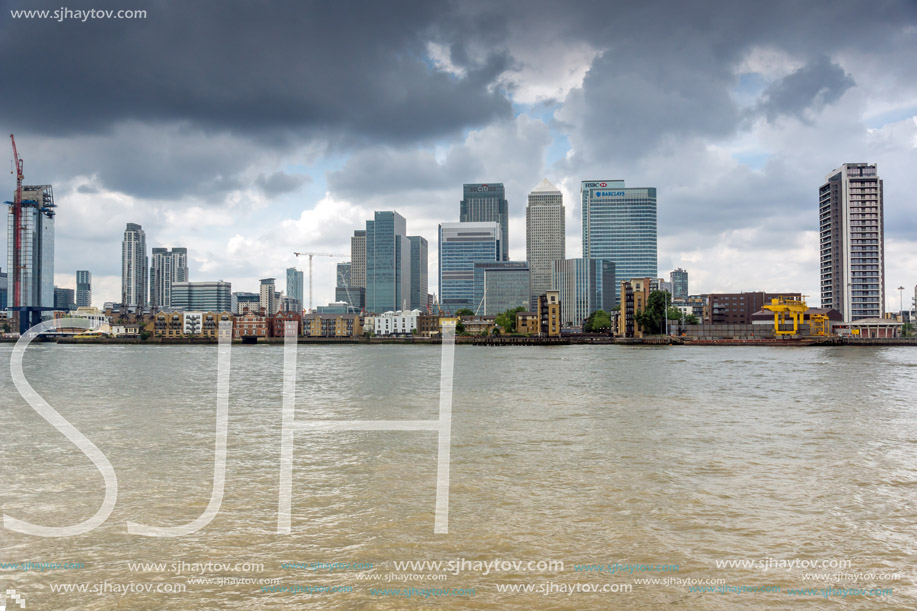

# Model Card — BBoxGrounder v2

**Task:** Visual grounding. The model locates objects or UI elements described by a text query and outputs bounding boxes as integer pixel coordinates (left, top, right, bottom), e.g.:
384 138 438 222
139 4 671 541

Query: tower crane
8 134 24 308
292 251 348 312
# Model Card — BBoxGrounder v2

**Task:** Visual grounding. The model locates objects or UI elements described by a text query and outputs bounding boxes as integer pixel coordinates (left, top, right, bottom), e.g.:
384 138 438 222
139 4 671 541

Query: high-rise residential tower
76 270 92 307
150 247 189 310
819 163 885 322
286 267 304 305
351 229 366 289
461 183 509 261
581 180 657 299
7 185 56 315
526 178 565 309
408 236 428 311
259 278 276 314
438 221 501 314
121 223 148 308
670 268 688 300
365 211 411 313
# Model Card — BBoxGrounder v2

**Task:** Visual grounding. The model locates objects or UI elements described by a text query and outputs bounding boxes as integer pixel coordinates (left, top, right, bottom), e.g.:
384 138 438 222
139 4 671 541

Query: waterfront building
408 236 428 311
153 311 184 338
365 211 411 314
271 311 302 337
233 310 269 340
303 313 362 337
351 229 366 289
150 247 189 310
581 180 657 299
121 223 147 308
286 267 304 306
515 311 539 335
705 292 802 325
819 163 885 321
473 261 530 315
552 258 615 328
438 221 501 314
374 309 421 336
527 178 565 308
538 290 561 337
170 281 232 312
617 278 653 338
670 268 688 300
461 183 509 261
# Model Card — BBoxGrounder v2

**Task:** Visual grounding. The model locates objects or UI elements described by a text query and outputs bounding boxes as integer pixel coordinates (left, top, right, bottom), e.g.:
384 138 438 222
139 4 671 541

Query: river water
1 343 915 609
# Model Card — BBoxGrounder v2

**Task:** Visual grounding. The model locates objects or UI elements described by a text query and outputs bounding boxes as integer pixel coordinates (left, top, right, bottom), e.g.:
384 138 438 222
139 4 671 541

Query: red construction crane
9 134 24 308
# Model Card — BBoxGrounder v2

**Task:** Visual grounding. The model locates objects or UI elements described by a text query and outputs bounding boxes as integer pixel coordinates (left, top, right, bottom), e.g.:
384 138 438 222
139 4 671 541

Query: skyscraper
286 267 304 305
581 180 657 299
819 163 885 322
351 229 366 289
473 261 530 315
670 268 688 300
7 185 56 316
408 236 428 311
552 258 616 328
121 223 148 308
461 183 509 261
365 211 411 313
150 247 189 310
335 262 351 289
260 278 276 314
526 178 565 309
76 270 92 307
438 221 501 314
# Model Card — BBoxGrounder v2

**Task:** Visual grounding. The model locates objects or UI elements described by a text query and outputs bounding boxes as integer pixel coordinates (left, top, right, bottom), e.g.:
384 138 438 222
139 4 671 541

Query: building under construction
6 136 57 333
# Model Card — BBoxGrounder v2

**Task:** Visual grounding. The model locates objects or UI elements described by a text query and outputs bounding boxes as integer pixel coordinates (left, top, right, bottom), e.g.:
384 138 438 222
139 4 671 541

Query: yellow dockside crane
762 296 829 337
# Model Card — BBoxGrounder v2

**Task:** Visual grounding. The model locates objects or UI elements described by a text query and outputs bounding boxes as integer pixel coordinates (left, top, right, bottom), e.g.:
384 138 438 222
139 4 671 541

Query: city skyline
2 2 915 308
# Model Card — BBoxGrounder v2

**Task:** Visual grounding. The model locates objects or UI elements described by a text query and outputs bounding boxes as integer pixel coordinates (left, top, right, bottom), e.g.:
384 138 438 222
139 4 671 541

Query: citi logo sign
596 191 625 197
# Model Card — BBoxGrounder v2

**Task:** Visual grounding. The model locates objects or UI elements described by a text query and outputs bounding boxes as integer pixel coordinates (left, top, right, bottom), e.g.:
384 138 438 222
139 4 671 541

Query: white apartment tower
121 223 148 308
819 163 885 322
526 178 565 309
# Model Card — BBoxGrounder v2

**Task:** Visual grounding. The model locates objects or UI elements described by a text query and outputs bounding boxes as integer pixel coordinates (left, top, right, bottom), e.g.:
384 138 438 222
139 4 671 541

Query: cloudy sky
2 0 915 309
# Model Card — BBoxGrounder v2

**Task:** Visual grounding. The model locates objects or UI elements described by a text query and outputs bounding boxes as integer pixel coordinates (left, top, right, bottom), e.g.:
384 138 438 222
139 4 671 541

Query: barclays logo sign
595 191 625 197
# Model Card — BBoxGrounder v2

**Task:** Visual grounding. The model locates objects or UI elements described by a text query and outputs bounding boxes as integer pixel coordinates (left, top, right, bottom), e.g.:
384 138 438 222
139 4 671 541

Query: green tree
634 290 671 335
685 313 699 325
455 321 465 334
494 306 525 333
454 308 474 317
584 310 612 332
667 306 684 323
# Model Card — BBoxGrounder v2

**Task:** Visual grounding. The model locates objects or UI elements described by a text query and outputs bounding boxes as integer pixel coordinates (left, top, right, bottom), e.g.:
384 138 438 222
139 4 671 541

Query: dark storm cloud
255 171 310 196
0 0 512 143
755 57 856 123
